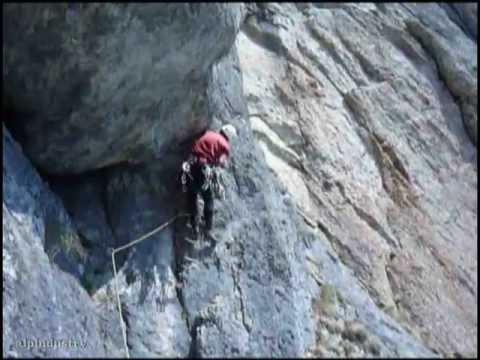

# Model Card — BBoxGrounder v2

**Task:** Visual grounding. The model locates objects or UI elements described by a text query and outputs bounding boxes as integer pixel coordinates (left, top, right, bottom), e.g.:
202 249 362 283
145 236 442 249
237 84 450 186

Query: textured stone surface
3 127 106 357
451 3 478 39
238 3 477 357
99 161 191 357
3 3 244 174
402 3 478 146
87 45 316 358
3 2 476 359
176 46 314 357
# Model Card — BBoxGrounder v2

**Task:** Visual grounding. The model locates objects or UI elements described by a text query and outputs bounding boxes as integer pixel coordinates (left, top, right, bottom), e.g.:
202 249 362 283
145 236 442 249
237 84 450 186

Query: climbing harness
111 214 189 358
180 157 226 200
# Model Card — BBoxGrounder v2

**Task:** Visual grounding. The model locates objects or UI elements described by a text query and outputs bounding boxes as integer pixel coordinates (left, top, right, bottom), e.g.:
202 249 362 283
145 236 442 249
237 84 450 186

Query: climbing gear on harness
201 164 225 199
180 156 225 199
212 167 226 200
202 164 213 191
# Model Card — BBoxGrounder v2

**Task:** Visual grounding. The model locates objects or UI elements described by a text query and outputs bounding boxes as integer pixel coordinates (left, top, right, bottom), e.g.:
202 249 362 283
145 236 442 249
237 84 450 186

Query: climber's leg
187 187 199 238
203 188 214 234
186 160 207 239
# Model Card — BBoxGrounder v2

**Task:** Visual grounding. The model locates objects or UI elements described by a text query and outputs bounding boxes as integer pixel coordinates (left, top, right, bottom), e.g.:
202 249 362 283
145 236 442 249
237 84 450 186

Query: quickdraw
202 165 225 200
211 168 226 200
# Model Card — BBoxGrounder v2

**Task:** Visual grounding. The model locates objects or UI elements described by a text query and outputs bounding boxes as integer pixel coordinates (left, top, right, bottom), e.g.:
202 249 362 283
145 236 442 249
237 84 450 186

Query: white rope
111 213 189 358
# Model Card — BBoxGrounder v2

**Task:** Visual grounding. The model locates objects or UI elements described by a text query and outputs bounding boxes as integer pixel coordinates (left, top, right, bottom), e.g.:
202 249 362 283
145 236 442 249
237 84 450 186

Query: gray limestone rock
238 2 476 357
451 3 478 39
3 127 106 357
2 2 476 359
3 3 245 174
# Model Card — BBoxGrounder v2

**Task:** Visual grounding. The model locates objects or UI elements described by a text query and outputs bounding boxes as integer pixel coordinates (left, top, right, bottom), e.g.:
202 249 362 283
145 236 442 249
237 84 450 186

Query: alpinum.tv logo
15 337 88 350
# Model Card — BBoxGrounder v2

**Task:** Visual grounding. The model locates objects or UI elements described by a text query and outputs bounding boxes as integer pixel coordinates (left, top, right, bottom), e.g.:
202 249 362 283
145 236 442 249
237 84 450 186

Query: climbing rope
111 213 189 358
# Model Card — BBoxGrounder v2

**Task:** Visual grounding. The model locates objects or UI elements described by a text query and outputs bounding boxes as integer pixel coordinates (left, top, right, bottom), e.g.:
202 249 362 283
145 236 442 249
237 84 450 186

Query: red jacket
192 131 230 165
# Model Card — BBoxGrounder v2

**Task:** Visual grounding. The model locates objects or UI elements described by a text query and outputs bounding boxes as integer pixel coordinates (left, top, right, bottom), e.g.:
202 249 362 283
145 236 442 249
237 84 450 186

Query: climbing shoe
186 221 200 240
204 231 218 247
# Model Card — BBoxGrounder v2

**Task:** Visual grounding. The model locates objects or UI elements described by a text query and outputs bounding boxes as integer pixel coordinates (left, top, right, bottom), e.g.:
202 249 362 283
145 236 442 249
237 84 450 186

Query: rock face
3 2 477 359
3 127 107 357
451 3 478 39
3 3 244 174
238 2 477 357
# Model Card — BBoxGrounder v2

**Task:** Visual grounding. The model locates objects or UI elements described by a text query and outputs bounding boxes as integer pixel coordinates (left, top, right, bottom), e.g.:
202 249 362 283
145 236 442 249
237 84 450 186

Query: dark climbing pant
187 162 214 233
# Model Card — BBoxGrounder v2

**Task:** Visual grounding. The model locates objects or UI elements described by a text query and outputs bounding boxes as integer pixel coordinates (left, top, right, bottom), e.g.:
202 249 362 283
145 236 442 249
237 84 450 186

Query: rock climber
181 124 238 243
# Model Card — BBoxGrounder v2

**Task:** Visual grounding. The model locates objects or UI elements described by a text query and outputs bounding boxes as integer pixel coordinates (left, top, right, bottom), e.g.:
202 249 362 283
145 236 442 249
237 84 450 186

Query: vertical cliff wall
3 3 476 358
238 3 477 357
